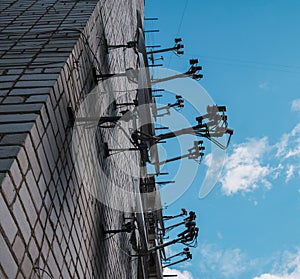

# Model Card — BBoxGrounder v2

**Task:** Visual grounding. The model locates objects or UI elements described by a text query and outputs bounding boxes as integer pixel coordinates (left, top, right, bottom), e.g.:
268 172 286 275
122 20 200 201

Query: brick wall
0 0 144 278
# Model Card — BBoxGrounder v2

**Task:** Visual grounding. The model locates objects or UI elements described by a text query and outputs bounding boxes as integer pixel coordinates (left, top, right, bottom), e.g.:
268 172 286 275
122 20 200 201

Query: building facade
0 1 166 278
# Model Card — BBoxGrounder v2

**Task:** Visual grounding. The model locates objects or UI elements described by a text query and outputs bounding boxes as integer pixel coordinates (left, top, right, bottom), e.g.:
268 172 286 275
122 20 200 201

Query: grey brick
24 135 41 180
41 232 50 259
0 193 18 243
2 96 25 104
46 250 60 279
36 144 51 185
33 220 43 248
0 81 15 89
0 113 37 123
9 87 51 95
40 104 49 128
8 157 23 187
0 146 20 158
0 103 43 113
28 238 39 263
0 133 28 146
42 133 55 173
0 158 14 172
0 234 18 279
21 252 33 277
26 170 43 211
29 123 40 149
44 67 63 74
0 75 19 82
16 146 29 175
0 89 9 97
46 125 59 160
20 73 59 81
12 234 25 263
14 80 55 88
12 197 32 244
35 114 45 138
0 122 35 133
1 172 16 206
26 95 48 104
19 181 37 228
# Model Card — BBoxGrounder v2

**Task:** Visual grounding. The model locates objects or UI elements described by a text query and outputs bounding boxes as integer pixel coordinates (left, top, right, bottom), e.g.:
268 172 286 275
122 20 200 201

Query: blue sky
145 1 300 278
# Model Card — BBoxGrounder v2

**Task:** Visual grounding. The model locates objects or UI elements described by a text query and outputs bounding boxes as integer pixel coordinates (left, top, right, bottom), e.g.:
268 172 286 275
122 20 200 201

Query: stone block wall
0 0 144 278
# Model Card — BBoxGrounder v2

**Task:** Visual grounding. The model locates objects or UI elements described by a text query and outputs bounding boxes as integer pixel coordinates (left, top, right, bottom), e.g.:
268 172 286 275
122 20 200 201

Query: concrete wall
0 0 144 278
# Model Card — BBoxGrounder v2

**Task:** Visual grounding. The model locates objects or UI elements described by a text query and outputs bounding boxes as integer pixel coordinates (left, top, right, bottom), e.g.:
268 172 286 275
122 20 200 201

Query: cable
115 122 139 148
167 0 189 68
175 0 189 38
184 53 300 74
110 231 138 259
32 266 54 279
101 232 118 241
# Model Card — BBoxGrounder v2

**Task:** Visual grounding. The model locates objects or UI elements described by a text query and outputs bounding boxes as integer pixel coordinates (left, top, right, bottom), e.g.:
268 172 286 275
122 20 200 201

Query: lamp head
187 252 193 259
226 128 234 135
192 74 203 80
189 58 199 65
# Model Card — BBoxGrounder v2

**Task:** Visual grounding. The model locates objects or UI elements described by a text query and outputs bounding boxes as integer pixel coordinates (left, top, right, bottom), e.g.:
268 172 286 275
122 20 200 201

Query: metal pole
147 46 180 55
156 181 175 185
157 122 209 141
108 44 127 48
158 153 190 165
165 221 185 231
96 72 127 80
164 252 184 261
151 73 186 85
108 148 140 152
144 30 159 33
155 127 169 130
144 17 159 20
76 116 122 124
149 64 163 67
152 89 165 92
147 237 182 253
146 45 161 48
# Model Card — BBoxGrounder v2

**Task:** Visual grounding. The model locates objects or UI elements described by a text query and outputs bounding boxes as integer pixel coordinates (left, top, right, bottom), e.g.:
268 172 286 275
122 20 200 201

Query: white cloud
291 99 300 111
163 267 194 279
217 231 223 239
217 122 300 196
221 137 272 195
259 82 270 90
253 249 300 279
286 165 295 182
199 243 254 278
199 244 300 279
275 134 290 157
275 123 300 182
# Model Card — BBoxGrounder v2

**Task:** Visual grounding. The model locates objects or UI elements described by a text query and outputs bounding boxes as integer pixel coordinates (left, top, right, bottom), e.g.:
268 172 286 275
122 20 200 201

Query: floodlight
192 74 203 80
189 58 199 65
